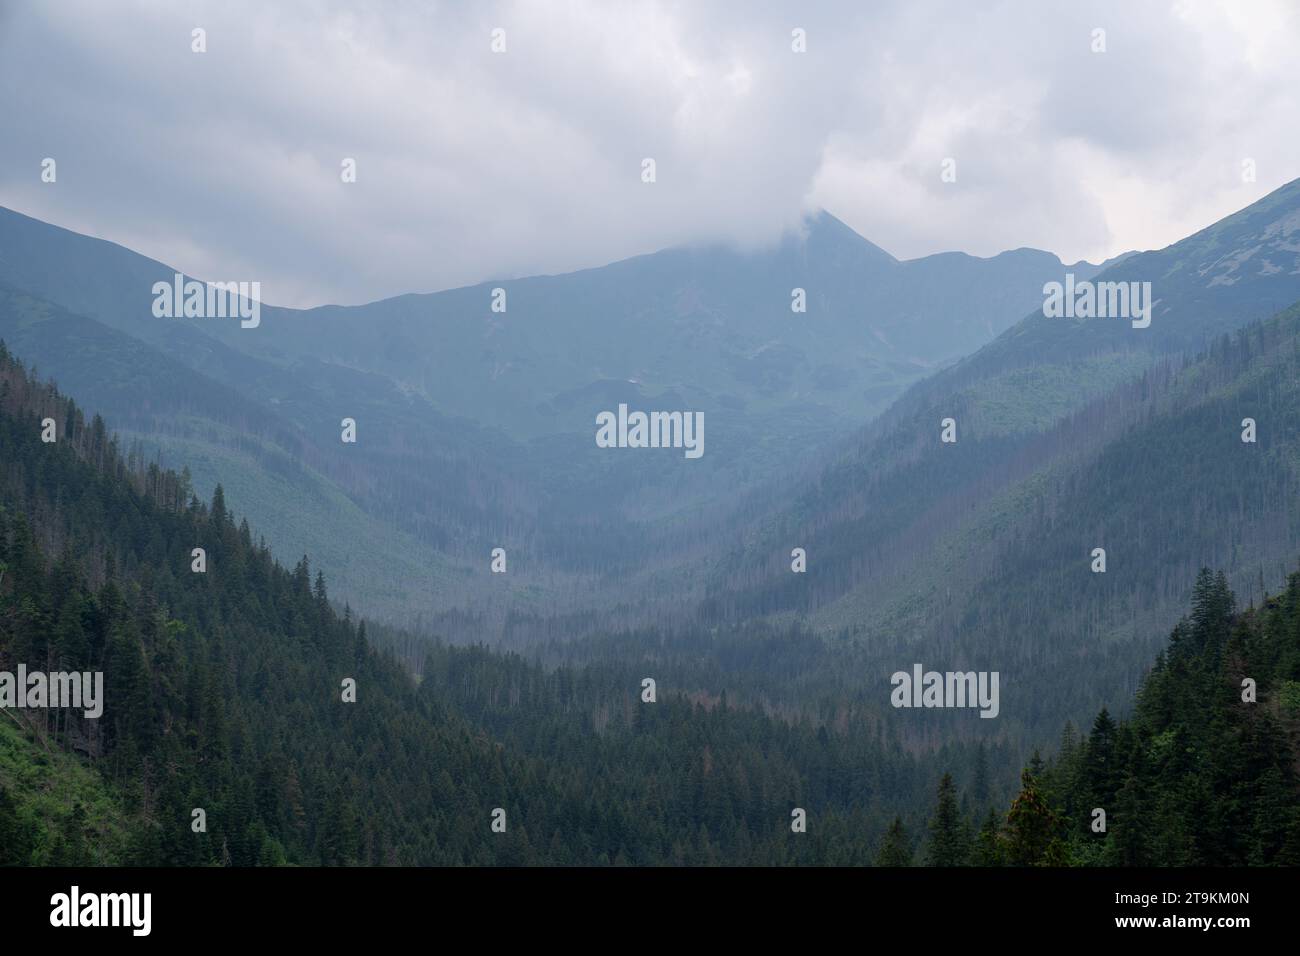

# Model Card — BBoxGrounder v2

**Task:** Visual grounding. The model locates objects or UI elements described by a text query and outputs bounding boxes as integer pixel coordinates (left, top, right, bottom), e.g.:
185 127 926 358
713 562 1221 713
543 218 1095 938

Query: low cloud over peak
0 0 1296 308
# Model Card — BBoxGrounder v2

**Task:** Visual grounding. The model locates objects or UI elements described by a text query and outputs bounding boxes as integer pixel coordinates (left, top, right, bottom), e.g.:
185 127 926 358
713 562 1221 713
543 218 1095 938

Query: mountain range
3 181 1300 743
0 203 1127 625
3 177 1300 865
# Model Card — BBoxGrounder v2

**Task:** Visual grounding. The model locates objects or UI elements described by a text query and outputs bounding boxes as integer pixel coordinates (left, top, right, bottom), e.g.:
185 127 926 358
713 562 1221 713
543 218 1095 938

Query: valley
2 180 1300 867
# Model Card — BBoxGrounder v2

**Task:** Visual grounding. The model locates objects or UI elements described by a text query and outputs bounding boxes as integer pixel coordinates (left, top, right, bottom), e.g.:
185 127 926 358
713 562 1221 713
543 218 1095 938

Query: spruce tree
876 816 913 867
972 807 1004 866
1084 708 1120 813
925 773 972 866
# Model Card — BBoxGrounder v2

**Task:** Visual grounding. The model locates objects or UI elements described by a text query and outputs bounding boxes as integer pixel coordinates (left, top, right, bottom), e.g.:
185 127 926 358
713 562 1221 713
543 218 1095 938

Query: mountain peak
794 208 899 267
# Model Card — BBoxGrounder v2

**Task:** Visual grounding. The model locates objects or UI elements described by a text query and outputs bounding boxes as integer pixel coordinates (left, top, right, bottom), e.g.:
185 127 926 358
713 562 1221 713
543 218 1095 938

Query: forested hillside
0 338 539 864
707 180 1300 624
0 281 516 623
977 568 1300 866
3 337 1298 865
0 340 960 864
702 277 1300 749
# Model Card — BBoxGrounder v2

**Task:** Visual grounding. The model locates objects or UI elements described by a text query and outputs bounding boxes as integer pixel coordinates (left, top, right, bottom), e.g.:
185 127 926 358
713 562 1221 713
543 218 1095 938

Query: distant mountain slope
707 180 1300 618
252 211 1114 442
0 206 1106 444
698 179 1300 746
0 204 1112 628
888 178 1300 429
0 284 470 619
706 306 1300 748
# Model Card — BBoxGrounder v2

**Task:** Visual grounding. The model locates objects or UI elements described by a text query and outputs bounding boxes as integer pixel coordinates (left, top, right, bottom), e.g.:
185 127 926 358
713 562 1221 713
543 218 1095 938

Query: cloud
0 0 1297 307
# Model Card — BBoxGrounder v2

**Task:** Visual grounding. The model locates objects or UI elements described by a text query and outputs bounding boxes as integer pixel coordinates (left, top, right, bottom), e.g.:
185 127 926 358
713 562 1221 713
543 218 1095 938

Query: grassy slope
121 423 466 620
0 716 129 865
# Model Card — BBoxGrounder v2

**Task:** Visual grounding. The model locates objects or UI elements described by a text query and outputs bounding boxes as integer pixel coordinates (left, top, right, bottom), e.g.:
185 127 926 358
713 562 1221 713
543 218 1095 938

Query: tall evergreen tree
925 773 972 866
876 817 913 867
972 808 1004 866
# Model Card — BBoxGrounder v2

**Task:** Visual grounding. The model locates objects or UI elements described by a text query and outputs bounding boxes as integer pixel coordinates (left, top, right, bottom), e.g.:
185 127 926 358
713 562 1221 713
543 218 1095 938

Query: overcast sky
1 0 1297 308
